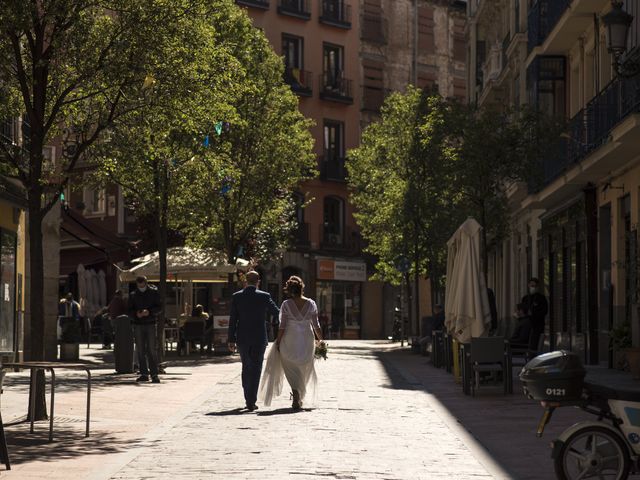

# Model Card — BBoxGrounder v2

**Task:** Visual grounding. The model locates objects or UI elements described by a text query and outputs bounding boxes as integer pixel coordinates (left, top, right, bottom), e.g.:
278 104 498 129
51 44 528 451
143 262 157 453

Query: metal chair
465 337 510 396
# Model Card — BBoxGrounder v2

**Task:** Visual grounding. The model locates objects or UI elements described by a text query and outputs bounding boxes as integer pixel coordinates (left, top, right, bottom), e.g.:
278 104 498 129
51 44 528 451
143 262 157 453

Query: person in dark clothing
509 303 532 347
418 304 445 353
520 277 548 351
128 276 162 383
227 271 280 411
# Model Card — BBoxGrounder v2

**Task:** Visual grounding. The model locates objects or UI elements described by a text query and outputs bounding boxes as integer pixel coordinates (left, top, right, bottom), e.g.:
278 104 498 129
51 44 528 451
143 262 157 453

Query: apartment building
360 0 467 127
468 0 640 365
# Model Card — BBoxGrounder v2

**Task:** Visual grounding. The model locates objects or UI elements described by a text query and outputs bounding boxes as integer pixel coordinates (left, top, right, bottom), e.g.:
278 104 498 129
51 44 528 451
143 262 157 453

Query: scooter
522 351 640 479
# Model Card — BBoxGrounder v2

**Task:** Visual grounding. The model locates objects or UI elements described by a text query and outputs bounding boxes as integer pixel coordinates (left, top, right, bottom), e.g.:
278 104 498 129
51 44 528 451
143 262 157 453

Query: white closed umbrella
76 264 86 304
444 218 491 344
98 269 107 307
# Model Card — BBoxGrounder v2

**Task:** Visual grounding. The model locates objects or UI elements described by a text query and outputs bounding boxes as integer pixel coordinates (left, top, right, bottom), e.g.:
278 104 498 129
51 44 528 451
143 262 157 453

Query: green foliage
348 88 561 289
177 5 316 263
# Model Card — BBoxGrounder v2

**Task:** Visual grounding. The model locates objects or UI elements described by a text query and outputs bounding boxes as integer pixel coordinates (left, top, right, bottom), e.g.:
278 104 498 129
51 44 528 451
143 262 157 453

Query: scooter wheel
554 425 630 480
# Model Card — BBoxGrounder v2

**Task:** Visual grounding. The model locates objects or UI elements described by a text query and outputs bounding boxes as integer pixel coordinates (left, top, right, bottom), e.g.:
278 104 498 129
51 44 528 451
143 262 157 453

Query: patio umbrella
98 269 107 307
76 264 86 302
444 218 491 344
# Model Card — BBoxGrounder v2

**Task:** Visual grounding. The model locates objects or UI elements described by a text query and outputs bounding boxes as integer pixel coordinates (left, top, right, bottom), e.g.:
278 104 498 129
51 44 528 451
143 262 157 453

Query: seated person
179 305 208 354
509 303 532 348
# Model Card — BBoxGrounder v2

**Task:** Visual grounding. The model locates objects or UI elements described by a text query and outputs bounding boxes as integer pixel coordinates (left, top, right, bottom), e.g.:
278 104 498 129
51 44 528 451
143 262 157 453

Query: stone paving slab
108 342 500 480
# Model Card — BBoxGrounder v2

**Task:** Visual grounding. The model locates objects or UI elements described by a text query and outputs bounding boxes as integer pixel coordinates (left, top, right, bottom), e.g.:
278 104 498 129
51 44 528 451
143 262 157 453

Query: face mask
138 285 147 292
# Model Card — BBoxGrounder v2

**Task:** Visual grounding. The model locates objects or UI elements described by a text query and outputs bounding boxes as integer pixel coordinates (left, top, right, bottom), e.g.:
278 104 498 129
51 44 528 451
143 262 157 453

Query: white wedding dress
259 298 320 407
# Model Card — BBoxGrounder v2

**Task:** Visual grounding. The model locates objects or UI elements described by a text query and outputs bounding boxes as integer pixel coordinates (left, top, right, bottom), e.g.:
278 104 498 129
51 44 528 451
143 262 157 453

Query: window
323 196 344 246
83 180 106 216
322 121 345 181
320 0 351 27
282 35 311 94
527 56 566 118
323 43 343 89
0 230 17 353
283 35 303 70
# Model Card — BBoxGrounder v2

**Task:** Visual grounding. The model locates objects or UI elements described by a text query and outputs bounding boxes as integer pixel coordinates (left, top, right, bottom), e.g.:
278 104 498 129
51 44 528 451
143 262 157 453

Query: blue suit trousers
237 344 267 407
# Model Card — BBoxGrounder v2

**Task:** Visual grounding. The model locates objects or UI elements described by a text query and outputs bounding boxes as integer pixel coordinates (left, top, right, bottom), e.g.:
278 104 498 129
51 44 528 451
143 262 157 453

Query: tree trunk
405 271 412 338
414 225 420 337
157 217 167 366
27 196 48 421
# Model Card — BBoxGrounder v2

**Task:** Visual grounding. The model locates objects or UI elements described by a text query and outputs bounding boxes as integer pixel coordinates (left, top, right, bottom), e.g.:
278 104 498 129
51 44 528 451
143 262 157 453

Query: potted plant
610 321 640 379
59 318 81 361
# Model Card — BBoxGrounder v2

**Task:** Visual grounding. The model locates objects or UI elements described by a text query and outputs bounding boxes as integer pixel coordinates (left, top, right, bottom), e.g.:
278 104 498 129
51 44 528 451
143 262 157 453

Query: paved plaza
0 341 605 479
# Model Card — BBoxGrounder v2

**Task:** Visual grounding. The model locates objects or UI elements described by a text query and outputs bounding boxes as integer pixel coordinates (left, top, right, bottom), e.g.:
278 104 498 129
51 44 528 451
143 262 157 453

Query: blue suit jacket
228 286 280 346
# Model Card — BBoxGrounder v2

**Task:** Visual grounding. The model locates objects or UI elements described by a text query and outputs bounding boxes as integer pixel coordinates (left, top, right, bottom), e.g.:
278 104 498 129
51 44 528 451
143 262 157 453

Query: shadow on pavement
373 348 594 480
205 408 247 416
3 424 140 465
257 407 309 416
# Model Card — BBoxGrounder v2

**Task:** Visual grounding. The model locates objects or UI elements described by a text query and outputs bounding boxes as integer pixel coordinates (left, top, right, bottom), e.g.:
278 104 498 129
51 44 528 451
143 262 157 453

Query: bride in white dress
259 276 323 410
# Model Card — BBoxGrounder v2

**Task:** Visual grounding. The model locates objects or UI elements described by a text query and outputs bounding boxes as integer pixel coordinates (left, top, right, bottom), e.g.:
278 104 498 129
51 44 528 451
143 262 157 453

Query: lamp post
602 1 640 78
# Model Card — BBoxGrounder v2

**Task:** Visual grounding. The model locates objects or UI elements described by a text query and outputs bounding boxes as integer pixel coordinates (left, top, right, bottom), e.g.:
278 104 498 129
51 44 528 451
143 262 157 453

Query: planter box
60 343 79 361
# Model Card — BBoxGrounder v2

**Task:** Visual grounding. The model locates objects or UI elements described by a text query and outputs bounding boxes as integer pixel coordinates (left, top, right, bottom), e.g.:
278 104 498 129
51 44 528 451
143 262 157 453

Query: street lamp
602 1 640 78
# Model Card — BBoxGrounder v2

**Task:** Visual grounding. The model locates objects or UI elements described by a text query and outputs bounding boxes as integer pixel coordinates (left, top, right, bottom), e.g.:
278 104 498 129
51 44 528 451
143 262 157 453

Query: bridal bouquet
314 340 328 360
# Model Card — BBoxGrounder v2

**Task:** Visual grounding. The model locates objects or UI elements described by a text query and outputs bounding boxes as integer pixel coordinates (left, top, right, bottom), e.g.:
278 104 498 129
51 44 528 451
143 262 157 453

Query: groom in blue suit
228 271 280 411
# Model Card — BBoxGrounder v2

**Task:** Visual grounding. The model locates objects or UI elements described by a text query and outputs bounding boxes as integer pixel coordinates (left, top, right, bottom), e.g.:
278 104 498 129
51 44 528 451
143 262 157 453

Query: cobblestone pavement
108 342 504 480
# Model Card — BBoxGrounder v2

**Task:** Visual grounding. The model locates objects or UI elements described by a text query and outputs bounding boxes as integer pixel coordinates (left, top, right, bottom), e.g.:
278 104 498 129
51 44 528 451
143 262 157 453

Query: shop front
316 259 366 339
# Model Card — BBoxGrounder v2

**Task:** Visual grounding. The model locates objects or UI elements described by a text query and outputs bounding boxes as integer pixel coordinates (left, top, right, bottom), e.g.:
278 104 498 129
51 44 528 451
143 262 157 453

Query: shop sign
317 259 366 282
213 315 230 329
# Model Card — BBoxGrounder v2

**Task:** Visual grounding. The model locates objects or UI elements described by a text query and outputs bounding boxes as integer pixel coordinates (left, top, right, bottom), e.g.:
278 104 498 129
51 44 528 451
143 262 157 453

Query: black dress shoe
136 375 149 382
246 404 259 411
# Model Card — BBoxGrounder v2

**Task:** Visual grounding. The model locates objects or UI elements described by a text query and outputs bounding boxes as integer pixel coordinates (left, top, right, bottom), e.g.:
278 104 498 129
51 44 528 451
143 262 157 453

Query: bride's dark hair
285 275 304 297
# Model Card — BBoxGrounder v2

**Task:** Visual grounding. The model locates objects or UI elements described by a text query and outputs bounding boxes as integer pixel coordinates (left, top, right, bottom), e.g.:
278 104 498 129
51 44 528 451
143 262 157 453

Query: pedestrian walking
227 270 280 411
58 292 81 340
259 276 323 410
520 277 548 351
128 276 162 384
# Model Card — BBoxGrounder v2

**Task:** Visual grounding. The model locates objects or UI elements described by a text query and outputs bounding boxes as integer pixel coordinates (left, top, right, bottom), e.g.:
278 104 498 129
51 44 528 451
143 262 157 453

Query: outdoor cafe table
2 362 92 442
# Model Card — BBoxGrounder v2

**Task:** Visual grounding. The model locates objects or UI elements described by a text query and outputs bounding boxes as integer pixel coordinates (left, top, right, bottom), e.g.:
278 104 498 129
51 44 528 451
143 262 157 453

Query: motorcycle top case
519 350 586 402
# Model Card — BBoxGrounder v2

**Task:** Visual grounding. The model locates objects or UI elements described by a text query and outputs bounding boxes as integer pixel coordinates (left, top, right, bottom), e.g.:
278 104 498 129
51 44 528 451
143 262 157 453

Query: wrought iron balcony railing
536 75 640 189
320 0 351 28
527 0 570 53
319 74 353 103
284 68 312 96
320 155 346 181
292 222 310 247
278 0 311 19
320 226 362 253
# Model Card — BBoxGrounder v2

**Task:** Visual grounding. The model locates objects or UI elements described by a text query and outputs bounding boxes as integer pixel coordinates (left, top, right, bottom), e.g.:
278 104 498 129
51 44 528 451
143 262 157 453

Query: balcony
284 68 313 96
537 75 640 189
320 226 362 253
277 0 311 19
320 156 346 181
236 0 270 9
527 0 570 53
320 0 351 29
291 222 310 247
319 74 353 104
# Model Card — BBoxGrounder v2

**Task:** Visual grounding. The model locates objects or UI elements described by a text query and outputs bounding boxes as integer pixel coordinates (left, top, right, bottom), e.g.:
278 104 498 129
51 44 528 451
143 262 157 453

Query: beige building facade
468 0 640 365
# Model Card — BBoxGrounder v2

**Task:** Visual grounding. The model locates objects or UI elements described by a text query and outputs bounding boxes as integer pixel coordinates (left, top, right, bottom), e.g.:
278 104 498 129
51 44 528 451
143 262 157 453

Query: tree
0 0 213 420
348 88 464 334
92 2 237 357
180 6 316 265
446 104 561 277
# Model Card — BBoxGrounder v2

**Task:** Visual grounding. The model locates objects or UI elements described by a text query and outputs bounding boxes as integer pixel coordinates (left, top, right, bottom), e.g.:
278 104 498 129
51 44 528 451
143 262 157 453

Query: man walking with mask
520 277 548 352
128 276 162 383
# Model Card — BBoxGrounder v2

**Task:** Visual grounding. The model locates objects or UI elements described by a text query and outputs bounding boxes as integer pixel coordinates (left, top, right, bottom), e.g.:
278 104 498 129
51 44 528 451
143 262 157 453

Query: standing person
259 276 323 410
128 276 162 384
227 271 280 411
520 277 548 351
